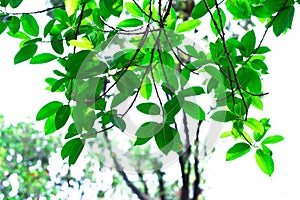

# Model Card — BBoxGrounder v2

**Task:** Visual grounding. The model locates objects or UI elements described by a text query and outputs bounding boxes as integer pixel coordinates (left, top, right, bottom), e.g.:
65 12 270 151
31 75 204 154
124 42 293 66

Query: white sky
1 1 300 200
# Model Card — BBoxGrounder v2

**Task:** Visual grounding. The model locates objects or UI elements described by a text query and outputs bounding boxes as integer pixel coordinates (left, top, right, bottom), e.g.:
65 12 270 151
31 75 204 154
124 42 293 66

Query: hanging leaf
226 142 251 161
61 138 85 165
226 0 251 19
104 0 123 17
125 2 143 17
273 6 295 36
154 124 176 155
8 16 20 34
262 135 284 144
178 86 205 97
44 19 55 37
36 101 63 121
255 149 274 176
64 0 80 16
140 77 152 100
240 30 256 57
210 8 226 36
30 53 57 64
20 14 39 37
182 101 205 120
136 103 161 115
211 110 236 122
117 18 143 27
176 19 201 33
51 35 64 55
69 37 94 50
55 105 70 130
14 44 38 64
135 121 160 138
192 0 215 19
44 114 57 135
110 115 126 131
245 118 264 134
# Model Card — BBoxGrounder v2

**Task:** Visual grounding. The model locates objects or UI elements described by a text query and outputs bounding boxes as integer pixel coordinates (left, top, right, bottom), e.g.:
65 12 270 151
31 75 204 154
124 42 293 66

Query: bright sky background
1 1 300 200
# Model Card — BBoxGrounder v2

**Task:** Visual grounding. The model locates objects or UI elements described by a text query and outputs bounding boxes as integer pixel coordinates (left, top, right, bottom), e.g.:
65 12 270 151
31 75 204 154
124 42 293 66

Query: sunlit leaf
226 142 250 161
255 149 274 176
176 19 201 33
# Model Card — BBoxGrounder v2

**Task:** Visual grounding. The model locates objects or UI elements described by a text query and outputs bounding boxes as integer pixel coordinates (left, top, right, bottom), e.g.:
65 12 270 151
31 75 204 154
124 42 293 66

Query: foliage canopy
0 0 293 198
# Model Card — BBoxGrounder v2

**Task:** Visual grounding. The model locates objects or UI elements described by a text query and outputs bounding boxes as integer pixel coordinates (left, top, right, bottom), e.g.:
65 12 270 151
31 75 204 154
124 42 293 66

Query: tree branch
3 5 64 15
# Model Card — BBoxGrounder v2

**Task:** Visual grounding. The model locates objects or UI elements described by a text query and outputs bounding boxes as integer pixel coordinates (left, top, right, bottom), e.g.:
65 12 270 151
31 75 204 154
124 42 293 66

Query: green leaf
30 53 57 64
179 86 205 97
44 114 56 135
226 0 251 19
36 101 63 121
211 110 236 122
140 77 152 100
134 137 152 146
192 0 215 19
176 19 201 33
7 31 30 40
256 46 271 54
125 2 143 17
251 59 268 74
117 18 143 27
155 124 176 155
180 68 190 87
14 44 38 64
116 71 140 93
262 135 284 144
69 37 94 50
182 101 205 120
245 118 264 134
110 115 126 131
185 45 199 58
0 21 7 34
9 0 23 8
264 0 291 12
135 121 160 138
8 16 20 34
136 103 161 115
240 30 256 57
55 105 70 130
237 67 262 94
95 98 106 110
226 142 251 161
65 123 79 139
251 96 263 110
20 14 39 37
163 97 181 124
111 93 129 108
104 0 123 17
44 19 55 37
255 149 274 176
65 50 90 77
204 65 223 82
51 35 64 54
210 8 226 36
51 78 66 92
53 9 70 26
273 6 295 36
64 0 80 16
220 131 232 138
61 138 84 165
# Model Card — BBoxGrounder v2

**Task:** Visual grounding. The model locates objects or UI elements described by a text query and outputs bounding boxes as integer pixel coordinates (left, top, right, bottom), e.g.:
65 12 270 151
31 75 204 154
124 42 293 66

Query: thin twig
3 5 64 15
